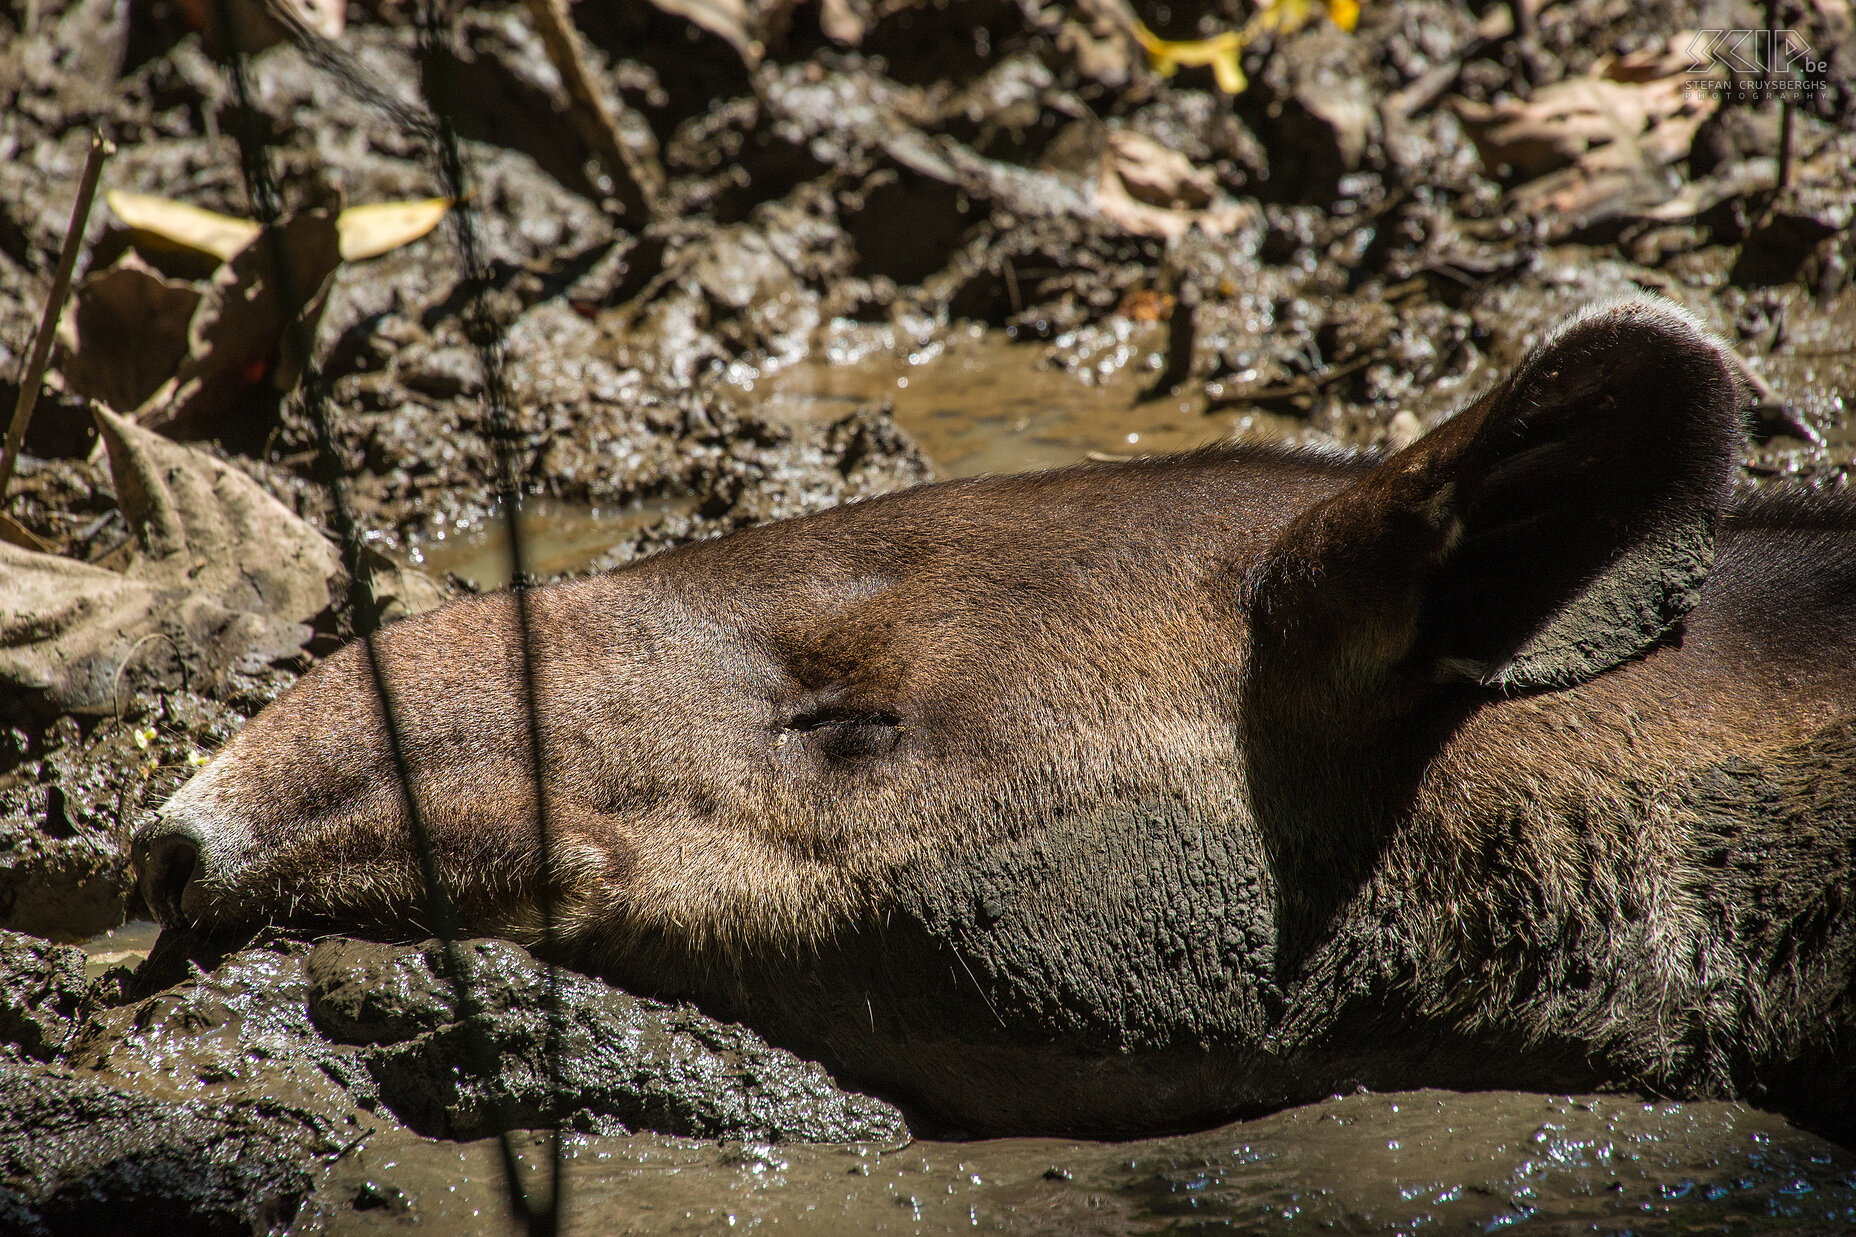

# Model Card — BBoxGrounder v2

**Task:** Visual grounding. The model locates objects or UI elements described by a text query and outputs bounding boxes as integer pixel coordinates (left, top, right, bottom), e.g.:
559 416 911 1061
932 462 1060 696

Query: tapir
133 299 1856 1139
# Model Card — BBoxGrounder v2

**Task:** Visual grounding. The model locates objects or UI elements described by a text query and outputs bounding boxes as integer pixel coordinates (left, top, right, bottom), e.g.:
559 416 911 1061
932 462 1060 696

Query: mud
304 1091 1856 1234
12 926 1855 1234
4 0 1856 1227
1 926 902 1231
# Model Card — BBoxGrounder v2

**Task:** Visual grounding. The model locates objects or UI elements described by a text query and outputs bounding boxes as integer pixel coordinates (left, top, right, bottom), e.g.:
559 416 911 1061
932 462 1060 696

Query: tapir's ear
1253 297 1743 701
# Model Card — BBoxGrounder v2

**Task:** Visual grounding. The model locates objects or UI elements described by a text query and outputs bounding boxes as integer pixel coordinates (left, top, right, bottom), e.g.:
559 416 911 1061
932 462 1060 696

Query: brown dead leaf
0 513 52 553
1452 41 1719 234
175 0 345 51
0 408 340 713
1109 130 1218 209
55 256 203 414
1116 287 1176 322
756 0 867 50
1453 46 1717 183
139 210 342 438
1095 130 1257 240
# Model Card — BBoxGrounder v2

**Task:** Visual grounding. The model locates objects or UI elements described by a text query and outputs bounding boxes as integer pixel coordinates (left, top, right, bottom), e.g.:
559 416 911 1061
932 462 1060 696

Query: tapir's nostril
137 827 202 928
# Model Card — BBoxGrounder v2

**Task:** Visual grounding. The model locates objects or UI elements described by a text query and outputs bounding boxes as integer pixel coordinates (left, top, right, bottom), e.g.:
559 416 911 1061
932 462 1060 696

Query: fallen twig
522 0 662 223
1777 99 1795 190
1722 344 1822 446
0 131 112 517
1206 353 1380 410
1139 270 1198 403
1380 6 1513 119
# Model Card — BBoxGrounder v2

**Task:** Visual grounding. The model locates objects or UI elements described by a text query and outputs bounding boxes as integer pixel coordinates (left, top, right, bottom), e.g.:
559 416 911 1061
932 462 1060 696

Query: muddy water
749 324 1261 477
419 327 1319 587
409 496 698 590
302 1091 1856 1235
79 918 160 980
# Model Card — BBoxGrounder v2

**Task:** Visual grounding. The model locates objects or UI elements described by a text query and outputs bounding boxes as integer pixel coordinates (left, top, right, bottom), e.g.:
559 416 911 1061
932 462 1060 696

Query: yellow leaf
1211 47 1248 93
1131 22 1249 93
336 197 451 262
105 190 260 262
1254 0 1312 32
1252 0 1360 37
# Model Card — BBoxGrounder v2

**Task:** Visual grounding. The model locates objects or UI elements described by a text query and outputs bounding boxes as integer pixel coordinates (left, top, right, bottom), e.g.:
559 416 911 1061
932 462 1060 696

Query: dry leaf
55 256 203 414
106 190 260 263
140 210 343 437
1453 48 1718 183
0 513 52 553
336 197 451 261
175 0 345 50
1116 287 1176 321
1096 131 1257 240
1107 130 1218 209
1452 45 1720 235
1130 0 1359 94
109 191 450 266
0 408 339 713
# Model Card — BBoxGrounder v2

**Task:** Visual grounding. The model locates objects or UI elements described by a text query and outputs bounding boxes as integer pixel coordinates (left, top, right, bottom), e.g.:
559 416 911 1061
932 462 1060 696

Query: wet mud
6 925 1851 1235
4 0 1856 1228
306 1091 1856 1234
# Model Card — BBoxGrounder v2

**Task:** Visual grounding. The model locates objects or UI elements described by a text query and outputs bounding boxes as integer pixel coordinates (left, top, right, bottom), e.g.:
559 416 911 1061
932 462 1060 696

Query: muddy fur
136 301 1856 1138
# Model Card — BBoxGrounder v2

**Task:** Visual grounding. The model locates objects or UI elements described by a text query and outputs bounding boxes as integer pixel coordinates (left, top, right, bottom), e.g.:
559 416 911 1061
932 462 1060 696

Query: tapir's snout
133 767 256 929
133 817 202 927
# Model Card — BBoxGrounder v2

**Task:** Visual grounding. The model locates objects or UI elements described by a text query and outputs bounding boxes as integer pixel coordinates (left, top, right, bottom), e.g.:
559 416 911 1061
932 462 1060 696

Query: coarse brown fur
134 299 1856 1139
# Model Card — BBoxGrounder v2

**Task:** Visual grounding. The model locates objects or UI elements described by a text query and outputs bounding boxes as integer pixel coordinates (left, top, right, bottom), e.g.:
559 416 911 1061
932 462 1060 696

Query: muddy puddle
304 1090 1856 1235
748 324 1257 477
78 919 160 980
412 496 698 590
420 327 1316 587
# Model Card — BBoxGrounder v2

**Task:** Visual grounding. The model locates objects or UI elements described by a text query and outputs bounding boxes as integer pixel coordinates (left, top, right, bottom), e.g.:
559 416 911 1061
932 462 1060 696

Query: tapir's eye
788 707 903 763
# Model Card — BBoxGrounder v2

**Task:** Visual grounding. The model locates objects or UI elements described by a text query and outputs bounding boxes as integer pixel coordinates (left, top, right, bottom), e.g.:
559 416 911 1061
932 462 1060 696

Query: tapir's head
133 298 1743 1018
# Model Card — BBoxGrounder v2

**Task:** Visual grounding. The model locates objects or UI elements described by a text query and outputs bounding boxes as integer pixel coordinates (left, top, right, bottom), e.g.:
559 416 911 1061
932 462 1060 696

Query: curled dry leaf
1452 45 1718 183
756 0 866 48
649 0 760 65
0 409 340 714
1452 42 1720 232
140 210 343 438
55 257 203 414
1096 130 1257 241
